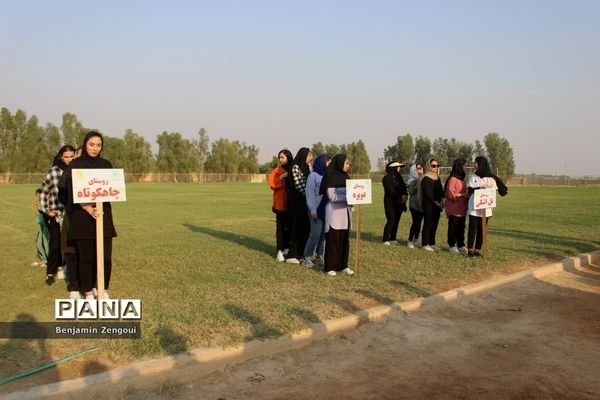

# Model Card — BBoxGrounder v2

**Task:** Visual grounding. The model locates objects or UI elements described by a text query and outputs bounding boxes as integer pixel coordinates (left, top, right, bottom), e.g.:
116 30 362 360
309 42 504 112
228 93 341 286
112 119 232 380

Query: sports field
1 183 599 375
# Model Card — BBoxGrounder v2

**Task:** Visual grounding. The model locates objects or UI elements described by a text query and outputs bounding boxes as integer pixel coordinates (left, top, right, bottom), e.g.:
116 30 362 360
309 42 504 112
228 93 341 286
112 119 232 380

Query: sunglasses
430 164 439 168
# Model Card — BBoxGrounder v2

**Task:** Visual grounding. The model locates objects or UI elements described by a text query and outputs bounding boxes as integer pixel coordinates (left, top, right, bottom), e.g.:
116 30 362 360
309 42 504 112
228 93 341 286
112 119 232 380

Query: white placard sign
346 179 372 205
473 188 496 210
72 169 127 204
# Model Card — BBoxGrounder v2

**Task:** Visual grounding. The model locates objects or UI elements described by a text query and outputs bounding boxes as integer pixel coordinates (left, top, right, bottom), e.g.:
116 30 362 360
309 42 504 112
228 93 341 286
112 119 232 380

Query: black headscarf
52 145 76 170
71 131 111 169
278 149 294 172
444 158 466 192
474 156 493 178
290 147 311 176
320 154 349 194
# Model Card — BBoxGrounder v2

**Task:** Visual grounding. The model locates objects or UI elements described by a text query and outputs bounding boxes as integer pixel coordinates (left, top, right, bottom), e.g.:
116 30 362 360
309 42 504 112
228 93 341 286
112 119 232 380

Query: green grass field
1 183 599 371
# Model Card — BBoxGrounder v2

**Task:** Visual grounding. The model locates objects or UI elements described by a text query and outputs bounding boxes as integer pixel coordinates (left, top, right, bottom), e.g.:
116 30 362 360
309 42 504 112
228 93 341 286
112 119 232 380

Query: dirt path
7 260 600 400
64 261 600 399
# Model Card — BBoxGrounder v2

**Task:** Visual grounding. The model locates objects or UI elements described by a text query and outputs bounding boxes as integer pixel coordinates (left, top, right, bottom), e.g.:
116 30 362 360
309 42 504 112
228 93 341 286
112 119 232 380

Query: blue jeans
303 217 325 258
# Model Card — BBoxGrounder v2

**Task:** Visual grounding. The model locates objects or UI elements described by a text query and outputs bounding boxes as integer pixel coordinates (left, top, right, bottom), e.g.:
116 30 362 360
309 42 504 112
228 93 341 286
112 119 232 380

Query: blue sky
1 0 598 176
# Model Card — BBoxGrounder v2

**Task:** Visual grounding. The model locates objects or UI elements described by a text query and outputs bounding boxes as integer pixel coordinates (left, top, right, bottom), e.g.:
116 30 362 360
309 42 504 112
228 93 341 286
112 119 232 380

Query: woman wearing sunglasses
419 158 444 251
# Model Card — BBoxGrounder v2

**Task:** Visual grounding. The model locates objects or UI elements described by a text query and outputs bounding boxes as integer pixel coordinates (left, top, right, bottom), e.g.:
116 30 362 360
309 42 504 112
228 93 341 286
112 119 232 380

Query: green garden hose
0 347 102 385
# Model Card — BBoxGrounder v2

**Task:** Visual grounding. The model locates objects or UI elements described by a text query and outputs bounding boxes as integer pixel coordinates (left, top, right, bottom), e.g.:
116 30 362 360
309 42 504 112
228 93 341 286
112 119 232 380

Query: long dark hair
278 149 293 171
52 144 76 169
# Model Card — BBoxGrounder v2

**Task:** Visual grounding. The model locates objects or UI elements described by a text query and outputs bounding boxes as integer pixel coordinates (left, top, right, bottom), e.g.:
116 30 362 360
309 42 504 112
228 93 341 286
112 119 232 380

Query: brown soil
5 262 600 400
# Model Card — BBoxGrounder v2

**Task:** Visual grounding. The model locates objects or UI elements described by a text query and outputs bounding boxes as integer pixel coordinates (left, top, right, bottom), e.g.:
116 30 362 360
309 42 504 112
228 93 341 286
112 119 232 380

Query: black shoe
45 275 56 286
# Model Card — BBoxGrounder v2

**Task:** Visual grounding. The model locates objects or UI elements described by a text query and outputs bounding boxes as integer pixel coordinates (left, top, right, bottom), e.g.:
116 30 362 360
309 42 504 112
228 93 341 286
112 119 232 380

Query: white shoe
458 246 468 254
407 241 415 249
341 268 354 275
314 255 324 266
383 241 391 246
276 251 285 262
326 271 337 276
56 269 65 280
303 258 315 268
390 240 399 245
449 246 460 254
285 258 301 264
69 291 82 300
423 245 435 252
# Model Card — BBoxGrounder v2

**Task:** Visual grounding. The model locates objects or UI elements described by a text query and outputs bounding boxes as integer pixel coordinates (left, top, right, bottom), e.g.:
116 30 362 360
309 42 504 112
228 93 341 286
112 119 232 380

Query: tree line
0 107 515 177
381 133 515 178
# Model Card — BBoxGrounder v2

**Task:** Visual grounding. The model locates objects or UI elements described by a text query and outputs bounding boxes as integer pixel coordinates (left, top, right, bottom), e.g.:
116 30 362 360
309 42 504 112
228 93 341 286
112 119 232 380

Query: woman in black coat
420 158 444 251
382 161 408 244
63 131 117 299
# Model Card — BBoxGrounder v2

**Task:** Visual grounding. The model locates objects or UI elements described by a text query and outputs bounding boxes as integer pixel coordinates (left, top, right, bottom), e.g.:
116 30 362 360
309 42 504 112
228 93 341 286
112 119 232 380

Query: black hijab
474 156 493 178
290 147 311 176
52 145 76 170
72 131 111 169
320 154 349 194
444 158 466 192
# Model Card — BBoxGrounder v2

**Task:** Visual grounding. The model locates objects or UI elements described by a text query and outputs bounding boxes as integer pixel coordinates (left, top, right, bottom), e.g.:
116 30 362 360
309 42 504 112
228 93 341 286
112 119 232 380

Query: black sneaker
45 275 57 286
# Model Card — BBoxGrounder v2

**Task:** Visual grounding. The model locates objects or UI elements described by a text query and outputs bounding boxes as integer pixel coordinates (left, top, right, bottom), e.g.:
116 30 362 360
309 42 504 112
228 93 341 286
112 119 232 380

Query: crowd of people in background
34 131 118 298
269 150 505 274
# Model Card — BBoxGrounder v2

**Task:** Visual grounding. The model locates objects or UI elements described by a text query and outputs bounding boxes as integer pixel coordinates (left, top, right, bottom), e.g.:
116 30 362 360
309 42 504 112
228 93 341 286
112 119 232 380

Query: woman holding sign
321 154 354 276
466 156 497 258
64 131 117 299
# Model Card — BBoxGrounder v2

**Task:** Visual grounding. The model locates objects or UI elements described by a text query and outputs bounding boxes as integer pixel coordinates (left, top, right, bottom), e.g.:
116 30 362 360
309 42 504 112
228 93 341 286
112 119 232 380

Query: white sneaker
449 246 460 254
276 251 285 262
326 271 337 276
285 258 301 264
423 245 435 252
390 240 399 245
303 258 315 268
56 269 65 280
383 241 391 246
407 241 415 249
458 246 468 255
341 268 354 275
69 291 82 300
314 255 324 266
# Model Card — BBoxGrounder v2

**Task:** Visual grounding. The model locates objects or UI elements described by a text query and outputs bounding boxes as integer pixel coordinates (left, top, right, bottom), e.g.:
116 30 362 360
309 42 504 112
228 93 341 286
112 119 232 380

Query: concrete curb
3 250 599 400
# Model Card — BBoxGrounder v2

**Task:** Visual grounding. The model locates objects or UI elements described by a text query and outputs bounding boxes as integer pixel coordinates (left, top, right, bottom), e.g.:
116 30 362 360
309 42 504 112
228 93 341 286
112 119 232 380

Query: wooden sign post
473 188 496 258
72 169 126 299
346 179 372 276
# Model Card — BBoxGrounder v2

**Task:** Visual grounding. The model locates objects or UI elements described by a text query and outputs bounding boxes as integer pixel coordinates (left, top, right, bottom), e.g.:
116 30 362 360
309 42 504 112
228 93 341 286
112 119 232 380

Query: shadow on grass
389 281 433 298
0 313 59 386
183 223 272 256
489 228 599 252
328 297 361 313
155 326 190 355
223 304 282 341
354 289 395 306
288 307 322 325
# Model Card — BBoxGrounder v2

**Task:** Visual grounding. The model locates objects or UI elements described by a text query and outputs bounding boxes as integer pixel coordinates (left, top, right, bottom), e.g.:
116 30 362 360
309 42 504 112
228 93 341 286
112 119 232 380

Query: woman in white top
466 156 497 258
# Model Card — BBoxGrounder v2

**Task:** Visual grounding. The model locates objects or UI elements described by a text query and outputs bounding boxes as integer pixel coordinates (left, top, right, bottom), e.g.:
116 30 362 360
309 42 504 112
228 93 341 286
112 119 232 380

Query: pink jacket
444 177 468 217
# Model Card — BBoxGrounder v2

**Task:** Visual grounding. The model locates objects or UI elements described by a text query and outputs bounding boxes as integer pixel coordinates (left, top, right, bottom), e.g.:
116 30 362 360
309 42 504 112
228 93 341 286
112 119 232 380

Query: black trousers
382 200 403 242
275 211 289 252
408 208 423 242
467 215 490 251
447 215 466 248
287 202 309 259
325 227 349 272
44 215 63 275
74 238 112 292
421 208 441 247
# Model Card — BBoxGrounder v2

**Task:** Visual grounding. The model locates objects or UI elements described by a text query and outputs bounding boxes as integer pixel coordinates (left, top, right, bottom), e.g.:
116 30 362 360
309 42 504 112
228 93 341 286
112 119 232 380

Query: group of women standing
269 149 354 276
39 131 118 299
382 155 500 258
